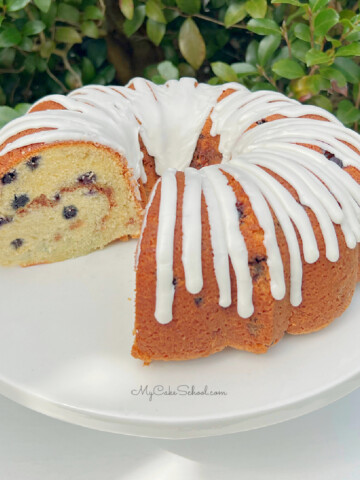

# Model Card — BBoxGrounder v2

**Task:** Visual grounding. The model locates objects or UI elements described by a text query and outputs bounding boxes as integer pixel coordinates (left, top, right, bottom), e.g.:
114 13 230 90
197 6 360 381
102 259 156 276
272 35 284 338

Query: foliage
0 0 113 125
123 0 360 131
0 0 359 130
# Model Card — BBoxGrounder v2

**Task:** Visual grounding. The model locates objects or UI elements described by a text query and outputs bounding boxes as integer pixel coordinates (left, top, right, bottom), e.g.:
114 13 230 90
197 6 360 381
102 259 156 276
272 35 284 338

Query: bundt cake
0 78 359 362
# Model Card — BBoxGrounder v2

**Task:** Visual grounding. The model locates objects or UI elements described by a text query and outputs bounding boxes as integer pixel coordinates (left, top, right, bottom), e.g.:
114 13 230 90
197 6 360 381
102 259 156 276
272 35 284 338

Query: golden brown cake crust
133 108 360 362
133 171 294 363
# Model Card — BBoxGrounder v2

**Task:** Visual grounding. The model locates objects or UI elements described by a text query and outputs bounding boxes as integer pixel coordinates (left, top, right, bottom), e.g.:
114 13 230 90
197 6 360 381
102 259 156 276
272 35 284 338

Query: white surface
0 389 359 480
0 240 359 438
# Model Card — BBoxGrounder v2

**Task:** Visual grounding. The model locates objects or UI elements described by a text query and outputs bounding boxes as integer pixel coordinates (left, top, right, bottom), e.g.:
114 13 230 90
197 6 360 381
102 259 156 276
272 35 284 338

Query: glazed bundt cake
0 78 359 362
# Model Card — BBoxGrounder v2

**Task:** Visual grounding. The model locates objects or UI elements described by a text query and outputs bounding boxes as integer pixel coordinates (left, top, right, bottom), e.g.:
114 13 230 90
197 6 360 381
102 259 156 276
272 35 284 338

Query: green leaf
271 0 302 5
294 23 311 42
81 57 96 83
119 0 134 20
325 34 342 48
151 74 166 84
336 100 360 125
123 5 146 36
211 61 237 81
87 39 107 68
24 54 36 73
291 75 323 99
224 0 247 27
272 58 305 79
14 103 31 115
291 39 310 63
246 39 258 65
57 3 80 23
6 0 30 12
272 45 289 63
81 21 99 39
35 56 47 72
176 0 201 15
178 62 195 77
0 47 16 66
55 27 82 44
346 31 360 43
314 9 339 38
164 8 179 22
258 34 281 66
336 43 360 57
93 65 116 85
0 27 21 47
40 2 57 28
310 95 333 112
83 5 104 21
251 81 277 91
270 0 302 5
208 77 221 85
39 38 55 58
247 18 281 36
231 62 258 76
146 0 166 24
146 18 166 45
22 20 46 36
158 60 179 80
65 68 82 90
245 0 267 19
0 106 19 127
319 67 346 86
340 18 353 35
333 57 360 84
33 0 51 12
309 0 329 12
339 9 356 20
179 18 205 70
144 64 159 80
305 48 332 66
19 35 33 51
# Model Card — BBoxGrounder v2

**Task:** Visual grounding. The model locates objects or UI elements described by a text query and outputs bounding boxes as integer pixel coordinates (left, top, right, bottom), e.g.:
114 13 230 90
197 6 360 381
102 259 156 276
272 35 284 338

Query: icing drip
227 163 303 307
182 168 203 294
154 148 360 321
203 167 254 318
202 175 231 308
135 178 160 269
221 165 286 301
154 169 178 325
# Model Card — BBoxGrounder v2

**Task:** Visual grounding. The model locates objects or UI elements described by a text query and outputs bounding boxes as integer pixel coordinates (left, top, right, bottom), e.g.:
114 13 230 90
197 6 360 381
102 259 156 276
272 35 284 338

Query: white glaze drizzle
154 169 178 325
135 178 160 270
0 79 246 180
0 79 359 323
202 175 231 308
0 86 145 183
221 164 286 301
182 168 203 294
227 162 303 307
203 167 254 319
116 78 243 175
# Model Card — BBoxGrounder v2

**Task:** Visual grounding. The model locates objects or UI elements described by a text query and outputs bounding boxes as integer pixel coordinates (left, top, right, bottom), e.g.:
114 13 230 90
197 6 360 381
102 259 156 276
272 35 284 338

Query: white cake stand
0 240 359 439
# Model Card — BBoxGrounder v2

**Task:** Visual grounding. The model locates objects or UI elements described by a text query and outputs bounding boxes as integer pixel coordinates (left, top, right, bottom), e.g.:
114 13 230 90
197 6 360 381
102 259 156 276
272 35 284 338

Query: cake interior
0 143 143 266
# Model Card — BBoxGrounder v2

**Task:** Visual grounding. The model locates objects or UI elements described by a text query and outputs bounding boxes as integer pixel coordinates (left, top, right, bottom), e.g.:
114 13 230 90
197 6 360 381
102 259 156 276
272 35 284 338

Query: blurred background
0 0 359 130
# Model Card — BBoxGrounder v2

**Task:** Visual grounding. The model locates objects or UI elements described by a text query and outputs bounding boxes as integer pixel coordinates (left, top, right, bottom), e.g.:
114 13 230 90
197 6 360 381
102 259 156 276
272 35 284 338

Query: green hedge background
0 0 359 130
